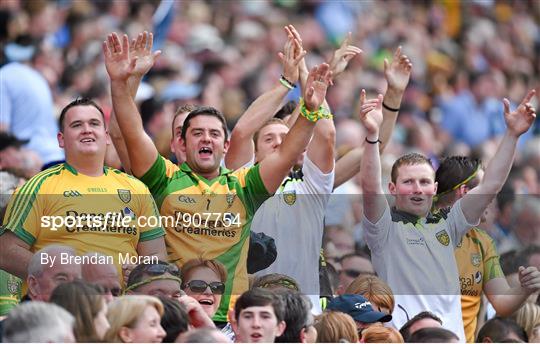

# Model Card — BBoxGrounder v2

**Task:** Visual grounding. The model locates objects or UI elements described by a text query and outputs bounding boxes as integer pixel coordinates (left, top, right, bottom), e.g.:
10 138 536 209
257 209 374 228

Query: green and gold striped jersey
140 156 270 322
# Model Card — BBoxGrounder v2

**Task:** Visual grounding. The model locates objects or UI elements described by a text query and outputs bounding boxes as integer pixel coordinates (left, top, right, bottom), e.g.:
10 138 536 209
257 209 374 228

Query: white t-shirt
362 200 478 342
252 156 334 313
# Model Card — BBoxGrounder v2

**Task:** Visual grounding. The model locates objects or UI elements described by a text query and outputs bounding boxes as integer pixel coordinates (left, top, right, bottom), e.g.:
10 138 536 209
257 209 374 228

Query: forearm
334 147 362 189
233 84 289 138
127 75 143 99
226 84 289 169
0 233 32 279
379 87 403 152
361 132 383 194
480 132 518 194
110 79 147 148
108 112 132 173
279 115 316 163
307 117 336 173
488 287 530 316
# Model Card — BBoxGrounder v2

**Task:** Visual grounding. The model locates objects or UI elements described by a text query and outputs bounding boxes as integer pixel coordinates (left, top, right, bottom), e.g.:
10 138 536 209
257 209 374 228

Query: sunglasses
143 263 181 277
183 280 225 294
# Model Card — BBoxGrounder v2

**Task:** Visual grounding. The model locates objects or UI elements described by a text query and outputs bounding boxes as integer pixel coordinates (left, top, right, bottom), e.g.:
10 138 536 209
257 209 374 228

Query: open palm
384 46 412 92
359 90 383 134
504 89 536 137
103 32 136 81
303 63 333 111
129 31 161 78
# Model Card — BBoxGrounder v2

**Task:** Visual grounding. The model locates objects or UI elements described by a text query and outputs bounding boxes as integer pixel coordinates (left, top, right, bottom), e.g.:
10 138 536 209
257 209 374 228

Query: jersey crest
117 189 132 203
283 190 296 205
436 230 450 246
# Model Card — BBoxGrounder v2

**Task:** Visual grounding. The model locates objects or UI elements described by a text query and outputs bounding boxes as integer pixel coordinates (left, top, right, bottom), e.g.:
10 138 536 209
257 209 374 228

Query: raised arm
334 47 411 189
461 90 536 224
225 25 305 170
359 94 388 223
306 33 361 173
258 64 333 193
108 32 160 174
103 32 162 178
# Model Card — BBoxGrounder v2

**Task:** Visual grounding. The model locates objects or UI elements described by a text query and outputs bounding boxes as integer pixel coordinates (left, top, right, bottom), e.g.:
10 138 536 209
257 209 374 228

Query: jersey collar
179 162 231 176
390 207 444 225
63 162 108 176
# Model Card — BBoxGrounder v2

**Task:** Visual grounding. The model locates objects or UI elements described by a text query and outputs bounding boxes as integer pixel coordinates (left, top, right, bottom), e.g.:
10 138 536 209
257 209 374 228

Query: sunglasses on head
183 280 225 294
143 263 181 277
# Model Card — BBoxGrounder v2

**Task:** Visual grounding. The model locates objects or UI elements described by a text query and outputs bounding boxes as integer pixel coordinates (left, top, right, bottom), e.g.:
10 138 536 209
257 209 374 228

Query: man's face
170 112 188 164
58 105 110 160
255 123 289 162
133 273 183 299
82 264 121 302
234 305 285 343
389 163 437 217
28 258 82 301
255 123 304 166
181 115 229 175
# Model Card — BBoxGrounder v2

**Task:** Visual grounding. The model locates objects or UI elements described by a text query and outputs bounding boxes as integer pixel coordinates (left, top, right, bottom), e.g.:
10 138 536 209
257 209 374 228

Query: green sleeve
483 234 504 281
139 156 169 205
243 164 271 216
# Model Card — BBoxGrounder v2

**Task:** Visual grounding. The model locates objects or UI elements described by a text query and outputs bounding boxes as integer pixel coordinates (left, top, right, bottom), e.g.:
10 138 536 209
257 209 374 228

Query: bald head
81 252 121 300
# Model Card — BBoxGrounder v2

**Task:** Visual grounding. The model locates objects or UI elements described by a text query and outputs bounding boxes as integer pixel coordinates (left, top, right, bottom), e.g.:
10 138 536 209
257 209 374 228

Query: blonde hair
105 295 164 342
361 324 404 343
314 311 359 343
345 275 395 313
513 302 540 339
181 258 227 283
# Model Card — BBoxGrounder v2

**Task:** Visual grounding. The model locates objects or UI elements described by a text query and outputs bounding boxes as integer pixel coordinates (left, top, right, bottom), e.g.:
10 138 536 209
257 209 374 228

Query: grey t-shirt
363 199 478 341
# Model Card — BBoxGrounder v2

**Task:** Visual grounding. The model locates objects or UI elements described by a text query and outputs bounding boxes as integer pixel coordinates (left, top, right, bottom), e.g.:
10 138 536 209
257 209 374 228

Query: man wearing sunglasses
336 252 375 295
81 252 121 301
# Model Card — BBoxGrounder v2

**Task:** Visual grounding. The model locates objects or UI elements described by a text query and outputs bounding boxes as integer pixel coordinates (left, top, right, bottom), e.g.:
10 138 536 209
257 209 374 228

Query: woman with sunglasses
181 258 227 318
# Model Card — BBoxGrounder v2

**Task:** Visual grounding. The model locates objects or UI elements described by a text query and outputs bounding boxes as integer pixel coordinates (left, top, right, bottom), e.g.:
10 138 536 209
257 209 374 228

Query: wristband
365 137 382 144
382 102 399 112
299 98 333 122
279 78 294 90
280 75 296 89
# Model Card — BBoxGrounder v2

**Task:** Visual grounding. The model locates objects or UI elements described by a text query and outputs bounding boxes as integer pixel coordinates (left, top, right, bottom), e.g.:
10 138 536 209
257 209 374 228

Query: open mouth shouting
198 146 213 159
250 332 263 342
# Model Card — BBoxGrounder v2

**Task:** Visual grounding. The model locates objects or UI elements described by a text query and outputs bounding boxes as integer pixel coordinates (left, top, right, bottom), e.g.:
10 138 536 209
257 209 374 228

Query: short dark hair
477 317 528 343
399 311 443 341
391 153 434 183
408 327 460 343
435 156 482 200
59 98 105 132
252 273 300 292
158 296 189 343
274 290 312 343
253 118 289 152
234 288 284 323
172 104 198 136
180 106 228 141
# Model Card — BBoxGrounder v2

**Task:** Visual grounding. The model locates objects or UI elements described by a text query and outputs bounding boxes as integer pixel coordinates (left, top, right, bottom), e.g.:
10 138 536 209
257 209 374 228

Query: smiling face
121 306 166 343
183 266 223 317
233 305 286 343
181 115 228 179
389 163 437 217
57 105 110 161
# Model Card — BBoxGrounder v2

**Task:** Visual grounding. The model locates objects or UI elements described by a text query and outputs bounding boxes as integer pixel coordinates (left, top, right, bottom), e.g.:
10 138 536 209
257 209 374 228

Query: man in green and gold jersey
434 156 540 342
0 98 167 281
103 31 332 321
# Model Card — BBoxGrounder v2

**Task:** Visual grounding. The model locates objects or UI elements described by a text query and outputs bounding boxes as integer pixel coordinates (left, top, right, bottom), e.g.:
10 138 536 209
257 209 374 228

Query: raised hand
303 63 333 111
329 32 362 78
129 31 161 78
519 266 540 293
358 89 384 135
384 46 412 92
503 89 536 137
279 25 306 84
103 32 136 81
